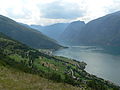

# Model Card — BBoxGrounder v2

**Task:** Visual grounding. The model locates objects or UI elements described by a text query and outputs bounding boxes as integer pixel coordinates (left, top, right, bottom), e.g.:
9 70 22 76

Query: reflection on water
53 46 120 85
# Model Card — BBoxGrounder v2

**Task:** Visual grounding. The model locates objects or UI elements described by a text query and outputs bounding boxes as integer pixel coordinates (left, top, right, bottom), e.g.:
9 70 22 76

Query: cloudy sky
0 0 120 25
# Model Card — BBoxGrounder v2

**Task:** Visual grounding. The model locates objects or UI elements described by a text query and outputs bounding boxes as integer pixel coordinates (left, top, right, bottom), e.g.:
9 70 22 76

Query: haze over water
53 46 120 85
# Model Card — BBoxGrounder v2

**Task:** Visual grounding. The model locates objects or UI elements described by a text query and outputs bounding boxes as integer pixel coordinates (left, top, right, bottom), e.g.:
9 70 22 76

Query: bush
49 72 62 82
87 80 108 90
64 74 76 85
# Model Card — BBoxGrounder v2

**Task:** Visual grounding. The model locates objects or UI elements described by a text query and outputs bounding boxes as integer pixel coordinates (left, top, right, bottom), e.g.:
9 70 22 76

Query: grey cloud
40 1 85 19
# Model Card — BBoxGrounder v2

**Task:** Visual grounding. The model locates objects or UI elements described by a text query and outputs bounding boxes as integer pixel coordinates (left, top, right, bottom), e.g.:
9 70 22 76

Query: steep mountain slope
31 23 69 41
0 33 119 90
59 21 85 45
0 15 62 49
77 11 120 46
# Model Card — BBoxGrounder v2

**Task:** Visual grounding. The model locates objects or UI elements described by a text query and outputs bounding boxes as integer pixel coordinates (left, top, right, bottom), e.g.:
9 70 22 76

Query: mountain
0 32 119 89
31 23 69 41
19 22 31 28
0 15 62 49
59 21 85 45
76 11 120 46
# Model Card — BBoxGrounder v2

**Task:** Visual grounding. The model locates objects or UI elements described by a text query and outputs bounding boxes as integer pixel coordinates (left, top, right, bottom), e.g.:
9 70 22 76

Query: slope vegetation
0 33 119 90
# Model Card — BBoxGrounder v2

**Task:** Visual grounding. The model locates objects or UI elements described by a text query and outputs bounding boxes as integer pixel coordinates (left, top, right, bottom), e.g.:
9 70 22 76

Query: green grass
0 62 83 90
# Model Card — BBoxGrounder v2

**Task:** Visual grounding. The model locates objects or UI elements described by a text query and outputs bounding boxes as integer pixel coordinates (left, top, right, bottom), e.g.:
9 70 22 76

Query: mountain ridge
59 11 120 46
0 15 62 49
77 11 120 46
31 23 69 41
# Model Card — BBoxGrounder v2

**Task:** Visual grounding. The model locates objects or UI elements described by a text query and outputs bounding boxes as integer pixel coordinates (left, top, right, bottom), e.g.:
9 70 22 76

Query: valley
0 10 120 90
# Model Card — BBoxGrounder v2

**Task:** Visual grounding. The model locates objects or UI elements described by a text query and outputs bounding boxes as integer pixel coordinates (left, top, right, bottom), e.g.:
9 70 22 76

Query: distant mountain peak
30 23 69 41
59 20 85 45
71 20 85 24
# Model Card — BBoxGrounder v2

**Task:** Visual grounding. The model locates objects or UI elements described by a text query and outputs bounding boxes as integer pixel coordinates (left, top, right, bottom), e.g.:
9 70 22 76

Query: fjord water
53 46 120 85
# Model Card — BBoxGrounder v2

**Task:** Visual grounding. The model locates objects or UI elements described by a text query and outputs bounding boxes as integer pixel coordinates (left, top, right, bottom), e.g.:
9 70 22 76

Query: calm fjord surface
53 46 120 85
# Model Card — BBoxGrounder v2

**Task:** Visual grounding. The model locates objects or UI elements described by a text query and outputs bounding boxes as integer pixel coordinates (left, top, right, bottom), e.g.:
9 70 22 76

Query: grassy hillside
0 61 82 90
0 33 119 90
0 15 62 49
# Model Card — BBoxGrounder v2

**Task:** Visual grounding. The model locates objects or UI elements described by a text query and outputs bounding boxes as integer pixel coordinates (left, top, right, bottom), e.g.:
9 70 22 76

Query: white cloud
0 0 120 25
